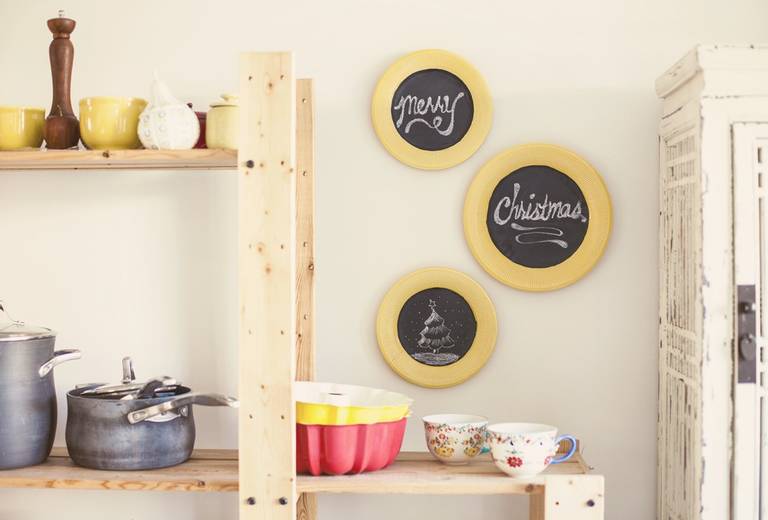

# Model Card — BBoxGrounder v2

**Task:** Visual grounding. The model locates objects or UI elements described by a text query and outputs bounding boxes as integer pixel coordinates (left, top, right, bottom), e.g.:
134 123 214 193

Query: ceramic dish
295 381 412 425
486 422 576 477
79 97 147 150
0 106 45 150
296 417 406 475
423 414 488 464
206 94 239 150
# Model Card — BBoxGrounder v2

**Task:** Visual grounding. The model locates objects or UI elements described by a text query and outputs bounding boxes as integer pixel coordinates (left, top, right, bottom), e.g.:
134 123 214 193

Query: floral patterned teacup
423 414 488 465
487 423 576 477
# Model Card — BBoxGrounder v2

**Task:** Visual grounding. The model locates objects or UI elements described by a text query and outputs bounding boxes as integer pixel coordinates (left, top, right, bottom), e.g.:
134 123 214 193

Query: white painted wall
1 1 767 518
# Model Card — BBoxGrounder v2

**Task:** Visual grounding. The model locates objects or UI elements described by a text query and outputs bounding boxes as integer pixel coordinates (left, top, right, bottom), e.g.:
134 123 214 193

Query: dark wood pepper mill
43 10 80 149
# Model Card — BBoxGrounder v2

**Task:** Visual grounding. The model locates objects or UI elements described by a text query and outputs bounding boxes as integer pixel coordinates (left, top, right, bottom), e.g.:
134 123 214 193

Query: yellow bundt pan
296 382 413 426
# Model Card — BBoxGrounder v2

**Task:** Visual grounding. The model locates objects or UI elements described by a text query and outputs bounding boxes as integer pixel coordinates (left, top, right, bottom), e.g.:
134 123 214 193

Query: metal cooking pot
66 362 238 470
0 306 81 469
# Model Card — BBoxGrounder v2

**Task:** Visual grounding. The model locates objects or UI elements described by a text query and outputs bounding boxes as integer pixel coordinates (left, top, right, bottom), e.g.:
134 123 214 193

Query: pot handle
126 392 239 424
38 349 82 378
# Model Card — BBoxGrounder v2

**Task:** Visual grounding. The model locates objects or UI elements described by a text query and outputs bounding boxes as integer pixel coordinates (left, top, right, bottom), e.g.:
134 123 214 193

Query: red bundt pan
297 418 407 475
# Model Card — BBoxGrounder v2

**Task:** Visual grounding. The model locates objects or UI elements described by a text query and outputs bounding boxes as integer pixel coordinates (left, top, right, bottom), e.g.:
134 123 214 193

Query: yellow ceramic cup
79 97 147 150
0 106 45 150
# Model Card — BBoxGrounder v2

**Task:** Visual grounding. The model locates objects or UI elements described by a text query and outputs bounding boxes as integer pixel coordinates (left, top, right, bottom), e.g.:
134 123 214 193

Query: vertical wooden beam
295 79 317 520
295 78 316 383
239 51 297 520
529 493 545 520
538 475 604 520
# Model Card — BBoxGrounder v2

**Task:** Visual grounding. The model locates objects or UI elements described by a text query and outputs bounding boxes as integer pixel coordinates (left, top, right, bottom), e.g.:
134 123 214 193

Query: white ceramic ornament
138 73 199 150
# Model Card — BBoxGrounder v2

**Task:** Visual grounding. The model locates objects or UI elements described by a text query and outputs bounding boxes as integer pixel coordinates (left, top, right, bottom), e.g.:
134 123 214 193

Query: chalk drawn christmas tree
412 300 459 366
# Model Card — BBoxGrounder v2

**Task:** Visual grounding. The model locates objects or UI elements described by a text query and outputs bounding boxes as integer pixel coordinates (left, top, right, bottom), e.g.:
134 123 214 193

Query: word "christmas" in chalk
493 183 587 225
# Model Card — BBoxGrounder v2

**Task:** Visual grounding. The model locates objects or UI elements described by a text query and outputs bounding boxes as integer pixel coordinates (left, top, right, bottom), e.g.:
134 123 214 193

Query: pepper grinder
43 10 80 149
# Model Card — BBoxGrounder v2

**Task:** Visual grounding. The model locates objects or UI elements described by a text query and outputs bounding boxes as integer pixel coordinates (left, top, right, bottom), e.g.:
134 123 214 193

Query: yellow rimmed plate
376 267 497 388
371 49 492 170
295 382 412 425
463 143 612 291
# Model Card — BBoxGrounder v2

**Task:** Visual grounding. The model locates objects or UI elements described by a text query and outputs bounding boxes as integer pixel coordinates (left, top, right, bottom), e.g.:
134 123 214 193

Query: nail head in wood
246 497 256 506
586 499 596 507
278 497 288 505
245 159 255 168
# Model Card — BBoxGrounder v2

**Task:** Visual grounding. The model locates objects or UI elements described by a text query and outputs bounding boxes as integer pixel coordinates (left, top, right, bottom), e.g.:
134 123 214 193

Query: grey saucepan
0 310 81 470
65 384 238 470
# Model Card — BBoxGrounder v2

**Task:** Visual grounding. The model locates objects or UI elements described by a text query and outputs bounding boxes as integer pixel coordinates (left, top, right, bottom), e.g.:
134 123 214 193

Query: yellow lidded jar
206 94 239 150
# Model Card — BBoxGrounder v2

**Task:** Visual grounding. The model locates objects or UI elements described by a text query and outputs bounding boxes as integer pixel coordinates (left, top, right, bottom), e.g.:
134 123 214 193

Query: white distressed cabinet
658 45 768 520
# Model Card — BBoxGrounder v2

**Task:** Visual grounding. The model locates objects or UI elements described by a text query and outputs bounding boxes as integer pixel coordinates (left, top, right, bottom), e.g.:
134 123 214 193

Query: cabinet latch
738 285 758 384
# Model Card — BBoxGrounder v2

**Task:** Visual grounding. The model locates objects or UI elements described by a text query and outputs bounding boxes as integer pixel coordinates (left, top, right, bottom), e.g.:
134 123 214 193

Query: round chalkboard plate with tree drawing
376 268 497 388
371 49 492 170
464 143 612 292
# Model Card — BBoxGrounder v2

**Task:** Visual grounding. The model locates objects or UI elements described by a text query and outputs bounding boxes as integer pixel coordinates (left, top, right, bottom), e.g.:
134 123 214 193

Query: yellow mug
79 97 147 150
0 106 45 150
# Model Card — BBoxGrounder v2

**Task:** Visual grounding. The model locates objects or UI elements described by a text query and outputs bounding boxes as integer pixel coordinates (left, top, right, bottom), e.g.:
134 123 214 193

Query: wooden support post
239 51 297 520
295 78 317 520
529 475 604 520
295 78 316 384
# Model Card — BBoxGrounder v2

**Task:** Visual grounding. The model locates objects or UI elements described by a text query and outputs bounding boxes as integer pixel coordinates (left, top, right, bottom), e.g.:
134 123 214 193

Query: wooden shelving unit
0 52 604 520
0 450 596 496
0 148 237 170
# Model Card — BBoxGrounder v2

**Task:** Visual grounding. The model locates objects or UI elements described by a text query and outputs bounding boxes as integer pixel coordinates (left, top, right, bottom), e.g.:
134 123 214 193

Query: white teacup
487 423 576 477
423 414 488 465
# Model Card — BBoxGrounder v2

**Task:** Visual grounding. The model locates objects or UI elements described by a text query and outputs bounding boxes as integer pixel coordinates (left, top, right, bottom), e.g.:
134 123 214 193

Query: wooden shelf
0 449 596 495
0 448 239 492
300 451 594 495
0 149 237 171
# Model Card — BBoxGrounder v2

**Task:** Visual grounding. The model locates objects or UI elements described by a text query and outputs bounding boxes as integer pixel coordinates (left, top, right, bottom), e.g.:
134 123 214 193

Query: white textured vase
138 74 199 150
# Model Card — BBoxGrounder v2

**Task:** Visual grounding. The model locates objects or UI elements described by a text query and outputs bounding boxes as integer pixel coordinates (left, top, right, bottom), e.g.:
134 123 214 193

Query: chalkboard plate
376 267 497 388
464 144 612 291
371 50 492 170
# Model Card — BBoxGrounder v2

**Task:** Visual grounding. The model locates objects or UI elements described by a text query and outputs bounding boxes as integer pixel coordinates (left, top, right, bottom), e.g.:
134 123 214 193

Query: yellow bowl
0 106 45 150
295 382 413 425
79 97 147 150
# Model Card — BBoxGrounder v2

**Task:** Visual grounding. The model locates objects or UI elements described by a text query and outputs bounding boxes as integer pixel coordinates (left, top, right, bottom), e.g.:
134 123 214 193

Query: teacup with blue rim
486 422 576 477
423 414 489 465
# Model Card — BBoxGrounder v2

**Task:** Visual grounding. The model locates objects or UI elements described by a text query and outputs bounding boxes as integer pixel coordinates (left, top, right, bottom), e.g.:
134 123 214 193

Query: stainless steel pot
0 309 81 469
66 382 238 470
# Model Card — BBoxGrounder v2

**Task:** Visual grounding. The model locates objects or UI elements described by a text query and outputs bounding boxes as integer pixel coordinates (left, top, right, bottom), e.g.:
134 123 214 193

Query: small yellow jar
206 94 239 150
0 106 45 150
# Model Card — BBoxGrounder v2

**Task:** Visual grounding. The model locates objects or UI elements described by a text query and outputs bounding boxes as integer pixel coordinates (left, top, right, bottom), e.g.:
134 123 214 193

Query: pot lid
0 303 55 342
77 357 180 399
0 321 55 342
210 94 238 108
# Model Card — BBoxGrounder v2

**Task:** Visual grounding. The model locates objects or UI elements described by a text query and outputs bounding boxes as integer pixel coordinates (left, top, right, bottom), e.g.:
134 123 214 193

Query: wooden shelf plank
0 451 593 495
299 452 589 495
0 449 239 492
0 149 237 170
